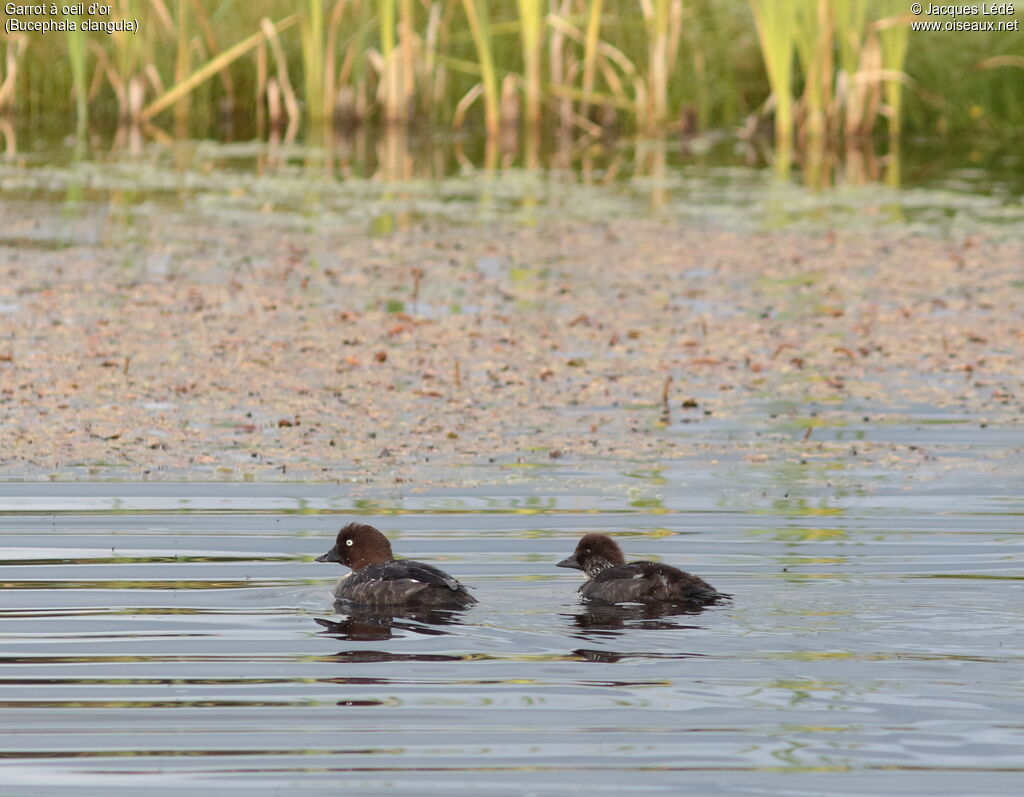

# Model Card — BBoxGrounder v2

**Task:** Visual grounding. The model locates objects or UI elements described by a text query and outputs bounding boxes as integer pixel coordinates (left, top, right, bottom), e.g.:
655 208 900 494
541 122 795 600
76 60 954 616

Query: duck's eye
345 538 354 547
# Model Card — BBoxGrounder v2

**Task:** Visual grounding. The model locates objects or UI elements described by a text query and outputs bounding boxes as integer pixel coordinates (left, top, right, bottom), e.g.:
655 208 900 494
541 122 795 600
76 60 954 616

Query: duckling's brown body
558 533 727 605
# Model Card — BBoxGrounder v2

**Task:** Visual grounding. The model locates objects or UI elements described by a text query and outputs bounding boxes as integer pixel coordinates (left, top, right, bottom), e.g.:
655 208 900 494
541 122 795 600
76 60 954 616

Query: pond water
1 445 1021 795
3 132 1024 239
2 130 1023 793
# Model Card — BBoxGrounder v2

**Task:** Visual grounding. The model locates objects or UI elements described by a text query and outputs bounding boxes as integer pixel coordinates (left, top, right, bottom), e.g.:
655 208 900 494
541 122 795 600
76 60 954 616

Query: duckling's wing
581 563 653 603
652 562 728 602
585 562 726 604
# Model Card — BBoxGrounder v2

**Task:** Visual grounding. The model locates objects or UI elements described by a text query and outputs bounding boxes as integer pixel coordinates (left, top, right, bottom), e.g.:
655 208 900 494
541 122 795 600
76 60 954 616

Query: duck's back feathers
333 558 477 607
580 561 727 605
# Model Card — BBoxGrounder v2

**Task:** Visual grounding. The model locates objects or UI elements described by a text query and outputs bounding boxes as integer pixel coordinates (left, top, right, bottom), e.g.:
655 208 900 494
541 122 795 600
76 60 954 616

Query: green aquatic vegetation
752 526 848 541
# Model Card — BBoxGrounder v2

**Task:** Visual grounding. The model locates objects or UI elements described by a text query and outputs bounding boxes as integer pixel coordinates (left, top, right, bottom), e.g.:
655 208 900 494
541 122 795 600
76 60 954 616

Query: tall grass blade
517 0 543 134
461 0 500 137
877 3 909 134
580 0 603 120
301 0 326 122
174 0 192 132
66 28 88 138
141 15 298 122
792 0 832 139
750 0 796 167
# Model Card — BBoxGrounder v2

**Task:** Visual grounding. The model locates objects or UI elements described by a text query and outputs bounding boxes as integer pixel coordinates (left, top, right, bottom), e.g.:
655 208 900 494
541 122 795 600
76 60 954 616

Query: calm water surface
3 128 1023 794
1 439 1022 795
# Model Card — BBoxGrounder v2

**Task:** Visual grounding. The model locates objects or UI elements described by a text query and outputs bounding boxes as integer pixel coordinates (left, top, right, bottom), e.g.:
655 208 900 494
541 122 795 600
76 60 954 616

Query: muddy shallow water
0 467 1021 795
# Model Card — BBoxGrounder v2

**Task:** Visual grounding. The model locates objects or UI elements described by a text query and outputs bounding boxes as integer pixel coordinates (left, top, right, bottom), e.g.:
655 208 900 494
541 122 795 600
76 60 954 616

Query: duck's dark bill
556 555 581 570
316 550 341 563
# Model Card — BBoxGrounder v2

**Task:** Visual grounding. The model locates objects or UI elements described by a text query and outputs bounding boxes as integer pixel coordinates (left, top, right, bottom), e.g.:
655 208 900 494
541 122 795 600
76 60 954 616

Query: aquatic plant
754 0 913 151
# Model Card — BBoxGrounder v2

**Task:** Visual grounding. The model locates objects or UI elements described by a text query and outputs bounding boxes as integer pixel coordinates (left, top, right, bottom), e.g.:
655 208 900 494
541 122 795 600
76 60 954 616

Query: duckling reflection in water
568 601 709 636
570 647 707 664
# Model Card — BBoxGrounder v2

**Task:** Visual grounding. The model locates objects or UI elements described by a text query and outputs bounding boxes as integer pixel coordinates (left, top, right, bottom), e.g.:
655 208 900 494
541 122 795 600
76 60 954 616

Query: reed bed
0 0 1020 147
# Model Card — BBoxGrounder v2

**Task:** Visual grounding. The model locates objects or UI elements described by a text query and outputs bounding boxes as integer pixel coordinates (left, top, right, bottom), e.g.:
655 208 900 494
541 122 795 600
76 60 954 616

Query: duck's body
557 533 727 605
317 523 476 608
330 559 475 606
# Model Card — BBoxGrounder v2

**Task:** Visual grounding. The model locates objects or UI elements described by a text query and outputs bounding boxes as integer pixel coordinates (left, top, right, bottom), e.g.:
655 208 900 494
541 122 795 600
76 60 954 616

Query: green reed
300 0 326 123
517 0 543 133
65 26 88 135
580 0 603 120
877 0 909 135
750 0 797 150
792 0 830 138
461 0 500 136
758 0 915 144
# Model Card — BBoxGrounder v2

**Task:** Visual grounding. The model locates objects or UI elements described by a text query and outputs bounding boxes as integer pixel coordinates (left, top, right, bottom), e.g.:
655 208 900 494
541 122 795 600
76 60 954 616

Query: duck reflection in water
314 604 467 642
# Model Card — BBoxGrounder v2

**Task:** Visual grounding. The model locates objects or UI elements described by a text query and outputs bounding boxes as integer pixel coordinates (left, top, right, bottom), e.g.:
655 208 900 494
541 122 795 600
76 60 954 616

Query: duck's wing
333 565 432 604
333 560 472 606
397 560 477 605
394 559 464 591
